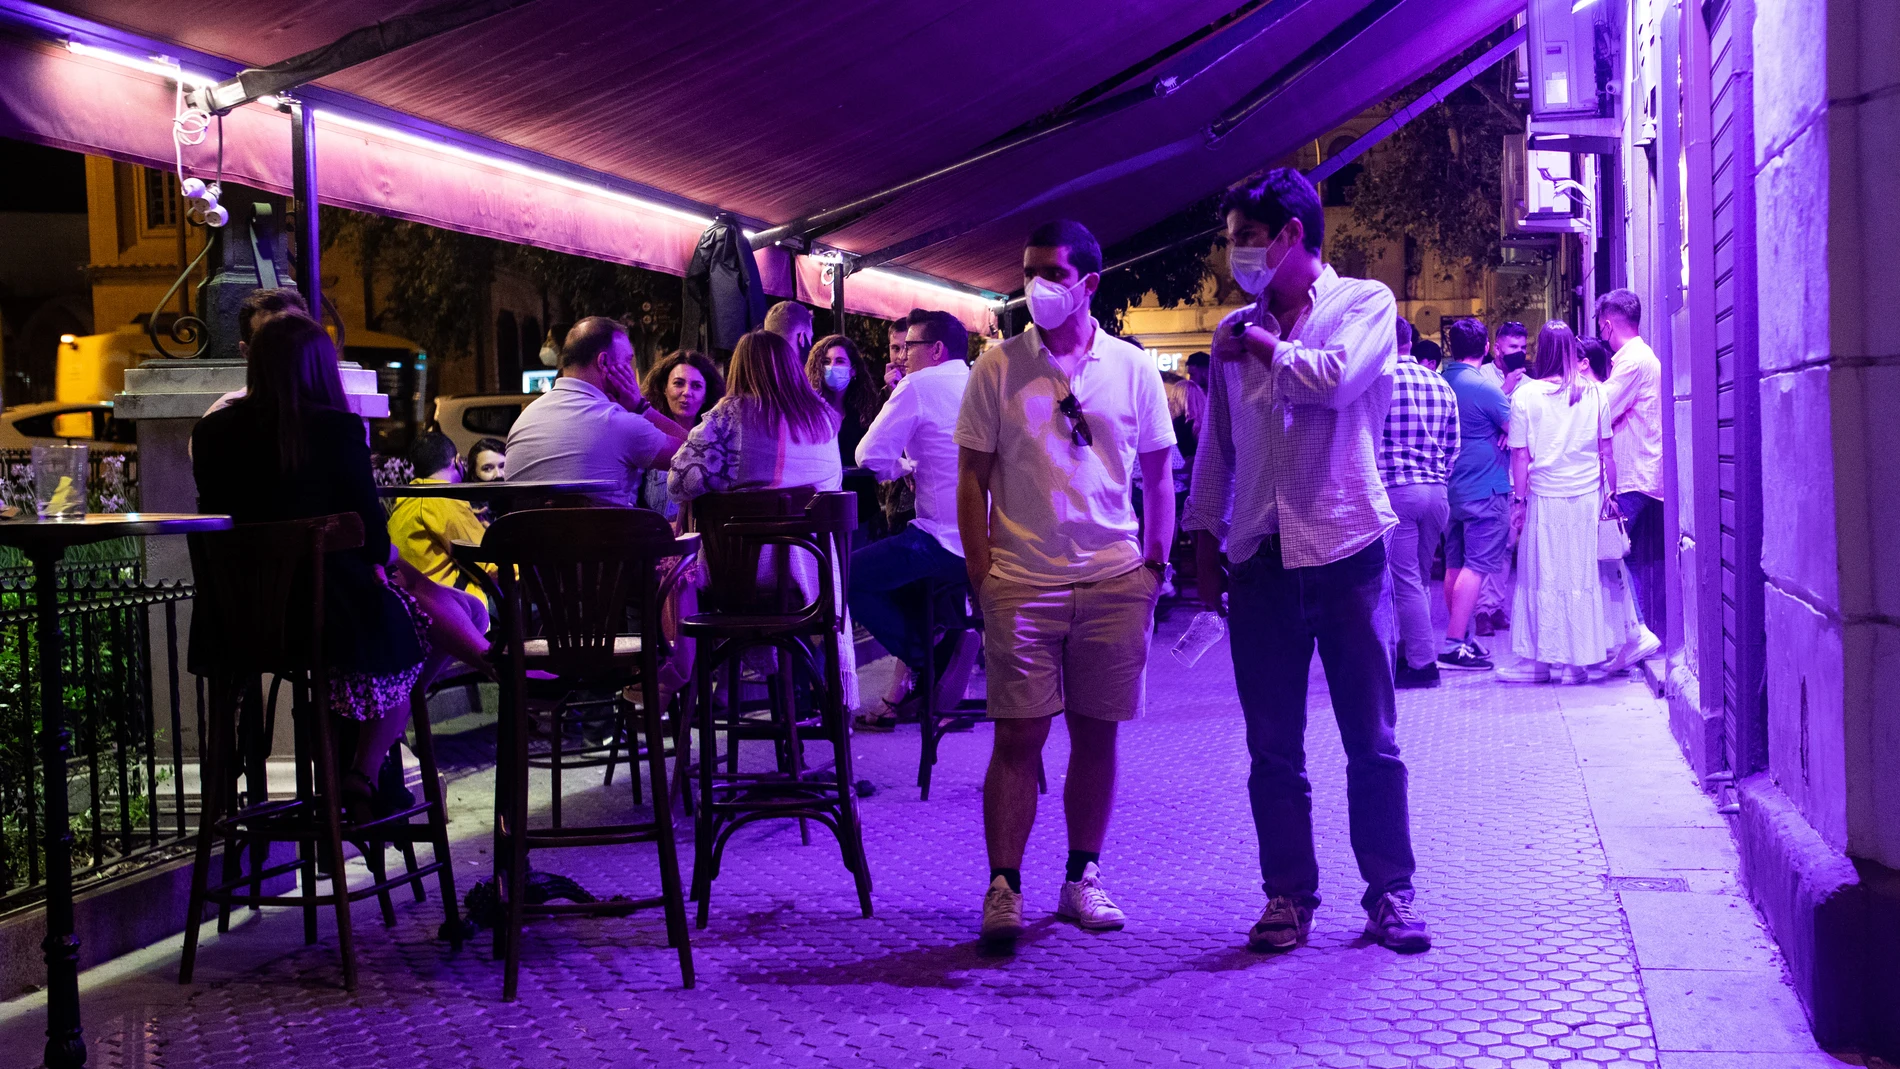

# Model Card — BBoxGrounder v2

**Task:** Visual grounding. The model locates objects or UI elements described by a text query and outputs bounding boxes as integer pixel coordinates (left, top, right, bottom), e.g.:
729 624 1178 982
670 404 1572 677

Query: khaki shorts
979 565 1161 722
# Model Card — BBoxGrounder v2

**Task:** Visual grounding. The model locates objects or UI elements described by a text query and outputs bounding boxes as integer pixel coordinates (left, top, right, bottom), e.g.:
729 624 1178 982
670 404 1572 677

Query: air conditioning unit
1528 0 1624 121
1502 135 1593 235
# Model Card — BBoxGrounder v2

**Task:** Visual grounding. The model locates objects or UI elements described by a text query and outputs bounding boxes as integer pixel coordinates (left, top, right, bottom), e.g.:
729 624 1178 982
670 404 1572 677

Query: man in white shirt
1597 290 1665 657
848 309 975 730
957 220 1175 944
1183 169 1429 955
504 317 688 504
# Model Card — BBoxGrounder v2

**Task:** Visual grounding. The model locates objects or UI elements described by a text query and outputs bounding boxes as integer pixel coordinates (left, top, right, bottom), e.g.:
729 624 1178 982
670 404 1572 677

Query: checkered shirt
1379 354 1459 486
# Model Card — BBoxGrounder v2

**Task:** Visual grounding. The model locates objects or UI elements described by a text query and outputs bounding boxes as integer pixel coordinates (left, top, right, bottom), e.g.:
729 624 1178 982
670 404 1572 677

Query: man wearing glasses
955 220 1176 944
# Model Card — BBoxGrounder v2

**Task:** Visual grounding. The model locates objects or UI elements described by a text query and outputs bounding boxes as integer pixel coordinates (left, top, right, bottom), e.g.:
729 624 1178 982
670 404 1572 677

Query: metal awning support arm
752 0 1312 248
1207 0 1407 144
188 0 536 114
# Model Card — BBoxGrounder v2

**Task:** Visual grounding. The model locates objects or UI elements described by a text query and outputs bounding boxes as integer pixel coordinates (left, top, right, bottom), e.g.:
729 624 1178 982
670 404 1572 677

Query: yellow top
387 479 491 599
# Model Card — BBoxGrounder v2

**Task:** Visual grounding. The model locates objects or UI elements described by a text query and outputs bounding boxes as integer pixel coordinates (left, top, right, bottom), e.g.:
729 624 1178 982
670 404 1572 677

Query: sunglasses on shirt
1057 393 1093 448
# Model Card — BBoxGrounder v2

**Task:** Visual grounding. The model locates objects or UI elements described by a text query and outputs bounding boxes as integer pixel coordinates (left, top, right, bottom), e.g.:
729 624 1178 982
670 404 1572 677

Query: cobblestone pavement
1 611 1807 1068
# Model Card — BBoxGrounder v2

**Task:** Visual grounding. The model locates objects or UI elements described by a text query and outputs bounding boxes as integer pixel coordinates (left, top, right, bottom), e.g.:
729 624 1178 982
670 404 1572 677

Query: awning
0 0 1519 332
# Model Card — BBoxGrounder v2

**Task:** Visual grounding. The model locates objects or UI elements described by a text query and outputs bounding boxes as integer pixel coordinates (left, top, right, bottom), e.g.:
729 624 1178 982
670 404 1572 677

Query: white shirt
1603 336 1663 498
1508 377 1611 497
504 376 672 506
1182 266 1398 569
954 319 1175 587
856 358 968 557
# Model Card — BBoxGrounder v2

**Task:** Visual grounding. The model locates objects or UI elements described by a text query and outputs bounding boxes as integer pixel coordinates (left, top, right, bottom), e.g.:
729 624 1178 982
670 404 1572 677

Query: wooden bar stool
461 507 697 998
181 514 461 992
681 490 872 927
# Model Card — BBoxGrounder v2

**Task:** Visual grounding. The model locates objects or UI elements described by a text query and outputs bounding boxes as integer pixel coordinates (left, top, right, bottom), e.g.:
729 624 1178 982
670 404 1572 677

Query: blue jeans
1229 538 1416 910
1615 491 1664 633
846 527 966 672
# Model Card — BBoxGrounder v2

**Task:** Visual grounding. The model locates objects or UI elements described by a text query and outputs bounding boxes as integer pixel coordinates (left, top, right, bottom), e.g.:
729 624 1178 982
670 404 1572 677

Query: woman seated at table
387 430 495 606
669 329 856 705
806 334 878 470
193 313 492 815
636 349 725 522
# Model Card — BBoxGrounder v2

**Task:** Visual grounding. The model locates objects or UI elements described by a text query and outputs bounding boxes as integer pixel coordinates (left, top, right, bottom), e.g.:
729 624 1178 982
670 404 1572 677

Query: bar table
0 512 231 1069
376 479 617 503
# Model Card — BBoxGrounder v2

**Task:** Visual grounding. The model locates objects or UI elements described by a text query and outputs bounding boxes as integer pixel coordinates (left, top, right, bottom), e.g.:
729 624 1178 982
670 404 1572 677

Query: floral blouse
667 399 843 503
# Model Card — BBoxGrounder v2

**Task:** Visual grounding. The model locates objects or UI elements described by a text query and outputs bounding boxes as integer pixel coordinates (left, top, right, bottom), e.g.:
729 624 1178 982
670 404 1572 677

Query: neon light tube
65 39 218 89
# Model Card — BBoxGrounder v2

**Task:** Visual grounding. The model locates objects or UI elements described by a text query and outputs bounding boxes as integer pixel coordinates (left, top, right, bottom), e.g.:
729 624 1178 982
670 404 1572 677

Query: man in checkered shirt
1184 169 1430 956
1381 319 1460 689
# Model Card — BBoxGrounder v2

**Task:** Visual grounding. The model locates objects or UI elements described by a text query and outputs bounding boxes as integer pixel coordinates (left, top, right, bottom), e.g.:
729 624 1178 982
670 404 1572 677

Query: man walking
1381 317 1460 688
849 309 977 730
1184 169 1429 954
1440 318 1512 671
957 220 1175 943
1597 290 1665 664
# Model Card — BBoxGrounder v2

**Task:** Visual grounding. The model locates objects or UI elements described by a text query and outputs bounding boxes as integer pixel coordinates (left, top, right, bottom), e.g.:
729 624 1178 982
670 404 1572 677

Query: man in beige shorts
955 220 1177 943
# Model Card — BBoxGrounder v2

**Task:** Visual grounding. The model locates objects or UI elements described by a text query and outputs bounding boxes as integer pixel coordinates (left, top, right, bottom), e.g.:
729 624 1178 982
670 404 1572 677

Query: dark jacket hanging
681 212 767 363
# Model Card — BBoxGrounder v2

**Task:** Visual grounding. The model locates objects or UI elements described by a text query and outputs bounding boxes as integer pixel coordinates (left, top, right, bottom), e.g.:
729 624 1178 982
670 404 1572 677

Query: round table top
377 479 618 500
0 512 233 549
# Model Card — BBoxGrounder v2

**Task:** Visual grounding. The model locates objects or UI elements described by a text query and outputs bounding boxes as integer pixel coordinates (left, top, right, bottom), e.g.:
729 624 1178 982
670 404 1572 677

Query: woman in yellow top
387 431 493 604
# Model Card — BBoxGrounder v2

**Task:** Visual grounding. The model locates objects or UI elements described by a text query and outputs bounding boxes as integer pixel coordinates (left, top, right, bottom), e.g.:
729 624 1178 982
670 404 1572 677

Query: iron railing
0 557 197 914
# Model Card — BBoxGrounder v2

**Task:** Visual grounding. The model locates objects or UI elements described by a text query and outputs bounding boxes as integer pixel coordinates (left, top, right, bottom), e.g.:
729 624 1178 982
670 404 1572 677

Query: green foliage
1092 196 1220 335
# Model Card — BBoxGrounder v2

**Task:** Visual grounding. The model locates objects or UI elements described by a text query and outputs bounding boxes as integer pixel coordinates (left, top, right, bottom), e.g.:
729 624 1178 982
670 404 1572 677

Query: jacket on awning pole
681 213 767 367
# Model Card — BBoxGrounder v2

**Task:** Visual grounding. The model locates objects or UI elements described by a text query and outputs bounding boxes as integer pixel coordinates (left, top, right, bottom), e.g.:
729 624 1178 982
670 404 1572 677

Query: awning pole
289 98 322 321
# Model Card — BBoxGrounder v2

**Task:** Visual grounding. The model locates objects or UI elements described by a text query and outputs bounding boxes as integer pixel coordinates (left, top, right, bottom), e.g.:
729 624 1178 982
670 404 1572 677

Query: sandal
854 692 916 733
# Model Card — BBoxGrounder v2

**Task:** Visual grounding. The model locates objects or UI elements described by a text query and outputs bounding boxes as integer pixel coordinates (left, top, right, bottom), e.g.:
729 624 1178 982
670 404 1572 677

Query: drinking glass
1171 610 1228 667
32 442 89 521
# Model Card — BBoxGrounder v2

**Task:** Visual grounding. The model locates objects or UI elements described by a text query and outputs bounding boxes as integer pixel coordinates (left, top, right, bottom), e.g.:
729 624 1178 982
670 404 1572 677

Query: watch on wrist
1144 559 1175 585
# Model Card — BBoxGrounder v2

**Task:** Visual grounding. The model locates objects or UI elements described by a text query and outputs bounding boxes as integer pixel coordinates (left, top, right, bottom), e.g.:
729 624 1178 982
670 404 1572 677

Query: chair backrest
475 507 686 679
187 513 364 678
693 490 857 631
687 486 817 614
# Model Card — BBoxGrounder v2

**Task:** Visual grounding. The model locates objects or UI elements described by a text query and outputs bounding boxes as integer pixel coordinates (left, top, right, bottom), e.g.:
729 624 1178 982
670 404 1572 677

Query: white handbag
1596 393 1630 561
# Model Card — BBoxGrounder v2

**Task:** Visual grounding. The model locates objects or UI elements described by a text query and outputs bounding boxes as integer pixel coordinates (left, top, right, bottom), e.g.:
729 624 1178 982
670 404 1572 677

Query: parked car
432 394 538 455
0 401 136 451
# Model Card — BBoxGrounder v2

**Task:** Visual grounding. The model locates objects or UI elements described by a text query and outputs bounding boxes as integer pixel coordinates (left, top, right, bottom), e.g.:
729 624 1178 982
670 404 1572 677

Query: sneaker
1555 664 1590 685
1467 637 1490 658
1364 890 1432 952
1248 895 1313 952
1475 612 1496 637
1056 862 1126 931
1604 626 1662 673
1490 611 1512 632
1497 659 1551 683
980 876 1025 942
1438 643 1493 671
1395 661 1441 689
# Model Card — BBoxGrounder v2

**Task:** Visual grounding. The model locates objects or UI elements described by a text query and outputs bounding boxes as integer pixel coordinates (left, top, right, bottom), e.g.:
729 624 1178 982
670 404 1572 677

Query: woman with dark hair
806 333 878 468
1501 320 1616 684
193 313 492 815
465 437 507 483
670 329 855 704
637 350 726 520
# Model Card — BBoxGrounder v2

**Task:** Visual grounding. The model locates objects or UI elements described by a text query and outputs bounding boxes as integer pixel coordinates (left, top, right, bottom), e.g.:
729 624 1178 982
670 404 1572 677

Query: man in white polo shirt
956 220 1176 943
504 317 688 504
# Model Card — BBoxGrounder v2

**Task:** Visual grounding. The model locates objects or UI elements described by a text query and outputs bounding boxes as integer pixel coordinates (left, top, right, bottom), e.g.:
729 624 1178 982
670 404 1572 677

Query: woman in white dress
669 329 858 706
1503 321 1617 684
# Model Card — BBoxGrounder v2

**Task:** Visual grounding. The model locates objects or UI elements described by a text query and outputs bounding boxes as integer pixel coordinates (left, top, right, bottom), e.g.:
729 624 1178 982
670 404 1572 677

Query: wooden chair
462 507 697 998
181 514 460 991
680 490 872 927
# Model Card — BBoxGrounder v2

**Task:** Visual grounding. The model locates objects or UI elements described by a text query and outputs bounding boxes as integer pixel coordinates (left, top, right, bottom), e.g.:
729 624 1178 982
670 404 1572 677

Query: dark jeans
1228 538 1416 910
846 526 966 672
1616 491 1665 633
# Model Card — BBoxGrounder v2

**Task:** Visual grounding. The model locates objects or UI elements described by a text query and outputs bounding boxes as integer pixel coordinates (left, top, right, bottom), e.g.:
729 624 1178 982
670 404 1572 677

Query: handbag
1595 391 1630 561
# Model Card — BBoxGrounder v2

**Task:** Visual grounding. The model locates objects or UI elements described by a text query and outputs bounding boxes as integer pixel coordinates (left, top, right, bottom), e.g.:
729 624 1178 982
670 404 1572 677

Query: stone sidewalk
0 611 1860 1069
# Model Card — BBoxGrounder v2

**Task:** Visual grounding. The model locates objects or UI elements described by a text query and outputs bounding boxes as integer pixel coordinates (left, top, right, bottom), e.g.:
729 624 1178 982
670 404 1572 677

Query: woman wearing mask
807 334 879 469
1501 321 1617 684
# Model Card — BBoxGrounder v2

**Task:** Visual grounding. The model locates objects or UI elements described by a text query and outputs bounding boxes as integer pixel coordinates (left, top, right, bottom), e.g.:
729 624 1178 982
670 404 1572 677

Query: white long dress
1509 379 1615 668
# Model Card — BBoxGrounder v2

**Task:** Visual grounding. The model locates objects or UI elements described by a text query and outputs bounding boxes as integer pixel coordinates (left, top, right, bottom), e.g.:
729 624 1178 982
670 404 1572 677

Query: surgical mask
1228 244 1278 296
823 365 852 392
1026 276 1089 331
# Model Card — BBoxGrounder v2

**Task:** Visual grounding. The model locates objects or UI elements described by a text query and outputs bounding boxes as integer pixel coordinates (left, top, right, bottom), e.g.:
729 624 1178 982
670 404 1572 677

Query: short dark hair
906 309 969 364
559 315 627 370
238 287 309 346
1219 167 1325 252
1025 219 1102 277
1497 320 1529 340
1595 288 1642 329
1397 319 1417 351
1185 351 1209 369
1446 317 1489 360
408 430 459 477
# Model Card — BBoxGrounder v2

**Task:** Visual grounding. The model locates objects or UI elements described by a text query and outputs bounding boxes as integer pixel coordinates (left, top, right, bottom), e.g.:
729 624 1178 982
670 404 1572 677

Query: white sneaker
1497 659 1551 683
1056 862 1127 931
980 875 1024 941
1555 664 1590 685
1604 626 1662 673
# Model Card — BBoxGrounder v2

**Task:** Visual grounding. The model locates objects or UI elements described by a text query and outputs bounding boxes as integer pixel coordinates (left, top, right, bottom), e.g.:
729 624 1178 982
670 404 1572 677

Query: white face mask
1026 276 1090 331
1228 245 1273 296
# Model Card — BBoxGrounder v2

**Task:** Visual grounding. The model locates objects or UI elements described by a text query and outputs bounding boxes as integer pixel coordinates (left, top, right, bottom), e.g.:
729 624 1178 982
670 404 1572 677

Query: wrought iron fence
0 557 196 914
